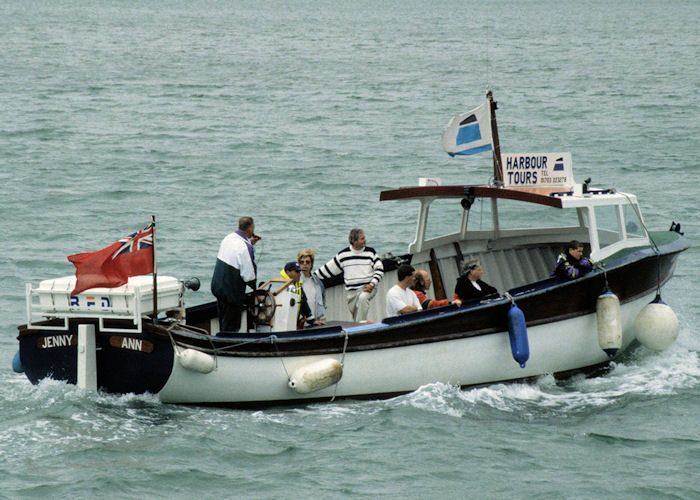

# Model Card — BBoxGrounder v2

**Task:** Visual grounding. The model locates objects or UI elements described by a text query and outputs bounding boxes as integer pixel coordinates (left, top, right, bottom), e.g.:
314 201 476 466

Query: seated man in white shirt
385 264 423 317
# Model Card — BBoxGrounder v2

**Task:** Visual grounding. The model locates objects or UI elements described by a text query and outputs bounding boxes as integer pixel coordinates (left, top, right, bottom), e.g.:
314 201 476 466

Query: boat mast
151 214 158 323
487 90 504 184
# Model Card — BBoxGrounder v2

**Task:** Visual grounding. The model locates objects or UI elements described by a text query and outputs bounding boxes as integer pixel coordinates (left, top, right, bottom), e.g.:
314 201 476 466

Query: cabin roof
379 185 565 208
379 185 638 209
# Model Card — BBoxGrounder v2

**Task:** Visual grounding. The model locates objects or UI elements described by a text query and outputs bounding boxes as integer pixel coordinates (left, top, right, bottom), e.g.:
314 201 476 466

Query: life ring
250 289 276 324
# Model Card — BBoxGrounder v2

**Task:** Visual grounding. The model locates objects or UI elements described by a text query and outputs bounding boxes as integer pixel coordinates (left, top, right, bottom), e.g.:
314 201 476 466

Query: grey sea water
1 0 699 498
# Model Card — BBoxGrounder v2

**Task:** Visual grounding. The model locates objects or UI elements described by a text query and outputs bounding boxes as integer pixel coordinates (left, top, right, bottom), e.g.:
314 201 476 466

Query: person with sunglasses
280 261 324 328
297 248 327 322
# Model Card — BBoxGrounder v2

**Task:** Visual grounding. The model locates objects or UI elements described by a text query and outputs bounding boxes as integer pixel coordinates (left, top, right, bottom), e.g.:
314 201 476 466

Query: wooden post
487 90 504 184
429 248 446 300
77 324 97 391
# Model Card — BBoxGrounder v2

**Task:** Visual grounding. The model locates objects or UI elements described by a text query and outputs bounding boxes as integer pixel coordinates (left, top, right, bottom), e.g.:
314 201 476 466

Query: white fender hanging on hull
634 295 679 351
288 358 343 394
596 289 622 358
177 348 216 374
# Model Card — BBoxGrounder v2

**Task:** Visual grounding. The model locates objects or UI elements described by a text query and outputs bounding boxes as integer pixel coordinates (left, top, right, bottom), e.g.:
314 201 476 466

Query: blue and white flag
441 101 493 157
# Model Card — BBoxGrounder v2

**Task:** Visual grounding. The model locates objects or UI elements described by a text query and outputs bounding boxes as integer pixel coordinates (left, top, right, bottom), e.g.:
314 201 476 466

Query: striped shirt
315 246 384 290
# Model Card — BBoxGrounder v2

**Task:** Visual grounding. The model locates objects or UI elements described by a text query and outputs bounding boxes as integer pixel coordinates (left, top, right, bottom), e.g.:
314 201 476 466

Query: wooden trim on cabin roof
379 185 565 208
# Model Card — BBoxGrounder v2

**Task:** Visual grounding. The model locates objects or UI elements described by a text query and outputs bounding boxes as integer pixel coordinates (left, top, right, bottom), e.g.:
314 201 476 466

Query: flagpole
487 90 504 184
151 215 158 323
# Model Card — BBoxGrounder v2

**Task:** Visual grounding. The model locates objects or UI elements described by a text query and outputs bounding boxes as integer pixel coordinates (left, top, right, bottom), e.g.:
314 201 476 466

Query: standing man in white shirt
386 264 422 317
211 216 261 334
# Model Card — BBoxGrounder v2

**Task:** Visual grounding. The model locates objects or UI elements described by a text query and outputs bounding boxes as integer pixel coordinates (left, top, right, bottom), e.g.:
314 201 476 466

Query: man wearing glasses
297 248 327 322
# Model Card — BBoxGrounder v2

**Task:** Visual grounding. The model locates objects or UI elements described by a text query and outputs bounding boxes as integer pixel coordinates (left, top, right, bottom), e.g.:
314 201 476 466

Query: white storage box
35 275 183 316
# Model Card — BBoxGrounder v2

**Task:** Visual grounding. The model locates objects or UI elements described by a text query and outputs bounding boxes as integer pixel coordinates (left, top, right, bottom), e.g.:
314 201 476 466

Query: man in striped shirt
315 228 384 322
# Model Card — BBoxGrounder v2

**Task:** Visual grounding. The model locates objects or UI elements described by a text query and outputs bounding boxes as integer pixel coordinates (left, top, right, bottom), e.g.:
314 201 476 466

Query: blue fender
507 303 529 368
12 350 24 373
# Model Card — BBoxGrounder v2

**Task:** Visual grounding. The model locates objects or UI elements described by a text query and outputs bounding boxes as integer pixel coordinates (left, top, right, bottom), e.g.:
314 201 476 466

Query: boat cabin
320 182 650 324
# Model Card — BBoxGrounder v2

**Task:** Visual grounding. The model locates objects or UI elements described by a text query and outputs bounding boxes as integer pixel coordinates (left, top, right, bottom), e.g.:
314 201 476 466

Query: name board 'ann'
37 334 77 349
501 152 574 188
109 336 154 353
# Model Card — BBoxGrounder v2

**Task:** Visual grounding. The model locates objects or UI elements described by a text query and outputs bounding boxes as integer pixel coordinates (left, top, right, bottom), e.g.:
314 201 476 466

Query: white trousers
346 286 378 322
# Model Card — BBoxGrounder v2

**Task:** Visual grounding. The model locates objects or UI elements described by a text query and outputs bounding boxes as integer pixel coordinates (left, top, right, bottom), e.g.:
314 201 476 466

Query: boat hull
18 319 174 395
158 289 651 405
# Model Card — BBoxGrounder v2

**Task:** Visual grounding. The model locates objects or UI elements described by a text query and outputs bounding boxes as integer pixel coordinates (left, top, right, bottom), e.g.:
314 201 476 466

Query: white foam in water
398 340 700 418
402 382 466 418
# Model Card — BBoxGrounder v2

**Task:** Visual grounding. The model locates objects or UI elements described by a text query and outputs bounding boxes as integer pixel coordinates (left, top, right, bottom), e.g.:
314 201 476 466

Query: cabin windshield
481 198 580 230
425 197 581 238
582 203 647 243
576 199 648 259
623 204 645 238
594 205 624 246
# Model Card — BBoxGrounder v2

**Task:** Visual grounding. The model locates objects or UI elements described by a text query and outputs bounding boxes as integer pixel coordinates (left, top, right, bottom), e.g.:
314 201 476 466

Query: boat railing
25 283 148 334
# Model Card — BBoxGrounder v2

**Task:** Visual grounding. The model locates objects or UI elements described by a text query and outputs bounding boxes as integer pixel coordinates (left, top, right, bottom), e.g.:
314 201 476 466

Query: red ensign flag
68 223 154 295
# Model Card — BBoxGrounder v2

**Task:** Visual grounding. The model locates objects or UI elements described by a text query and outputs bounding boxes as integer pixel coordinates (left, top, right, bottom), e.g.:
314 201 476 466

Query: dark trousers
217 299 243 335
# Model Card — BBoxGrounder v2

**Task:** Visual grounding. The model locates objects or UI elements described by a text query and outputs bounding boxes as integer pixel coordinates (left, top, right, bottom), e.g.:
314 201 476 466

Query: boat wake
5 330 696 425
399 341 700 420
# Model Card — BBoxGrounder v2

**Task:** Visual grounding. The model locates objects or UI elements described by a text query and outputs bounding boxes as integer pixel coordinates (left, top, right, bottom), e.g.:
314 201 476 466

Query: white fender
288 358 343 394
597 291 622 358
177 348 216 374
634 300 679 351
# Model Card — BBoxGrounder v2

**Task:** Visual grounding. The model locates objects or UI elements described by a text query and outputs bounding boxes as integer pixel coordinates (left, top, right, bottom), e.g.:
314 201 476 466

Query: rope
596 260 610 290
167 322 352 401
620 192 662 295
164 321 219 370
270 335 291 381
208 335 276 355
478 197 484 230
330 329 350 402
164 324 182 355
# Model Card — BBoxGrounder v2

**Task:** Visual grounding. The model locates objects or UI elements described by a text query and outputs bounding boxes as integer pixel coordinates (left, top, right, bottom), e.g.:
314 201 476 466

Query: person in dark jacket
454 260 498 302
211 216 261 334
551 240 594 280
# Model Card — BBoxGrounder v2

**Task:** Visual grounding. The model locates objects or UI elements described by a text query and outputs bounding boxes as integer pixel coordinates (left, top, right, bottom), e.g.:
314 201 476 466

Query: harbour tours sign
501 152 574 188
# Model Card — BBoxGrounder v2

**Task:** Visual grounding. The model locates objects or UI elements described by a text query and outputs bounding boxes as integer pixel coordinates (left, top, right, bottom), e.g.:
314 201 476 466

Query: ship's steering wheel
250 289 276 324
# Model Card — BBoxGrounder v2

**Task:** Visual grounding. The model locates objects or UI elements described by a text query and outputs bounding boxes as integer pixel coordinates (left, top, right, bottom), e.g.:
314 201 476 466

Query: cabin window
482 198 581 230
595 205 623 246
623 204 645 238
425 198 467 239
463 196 494 231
